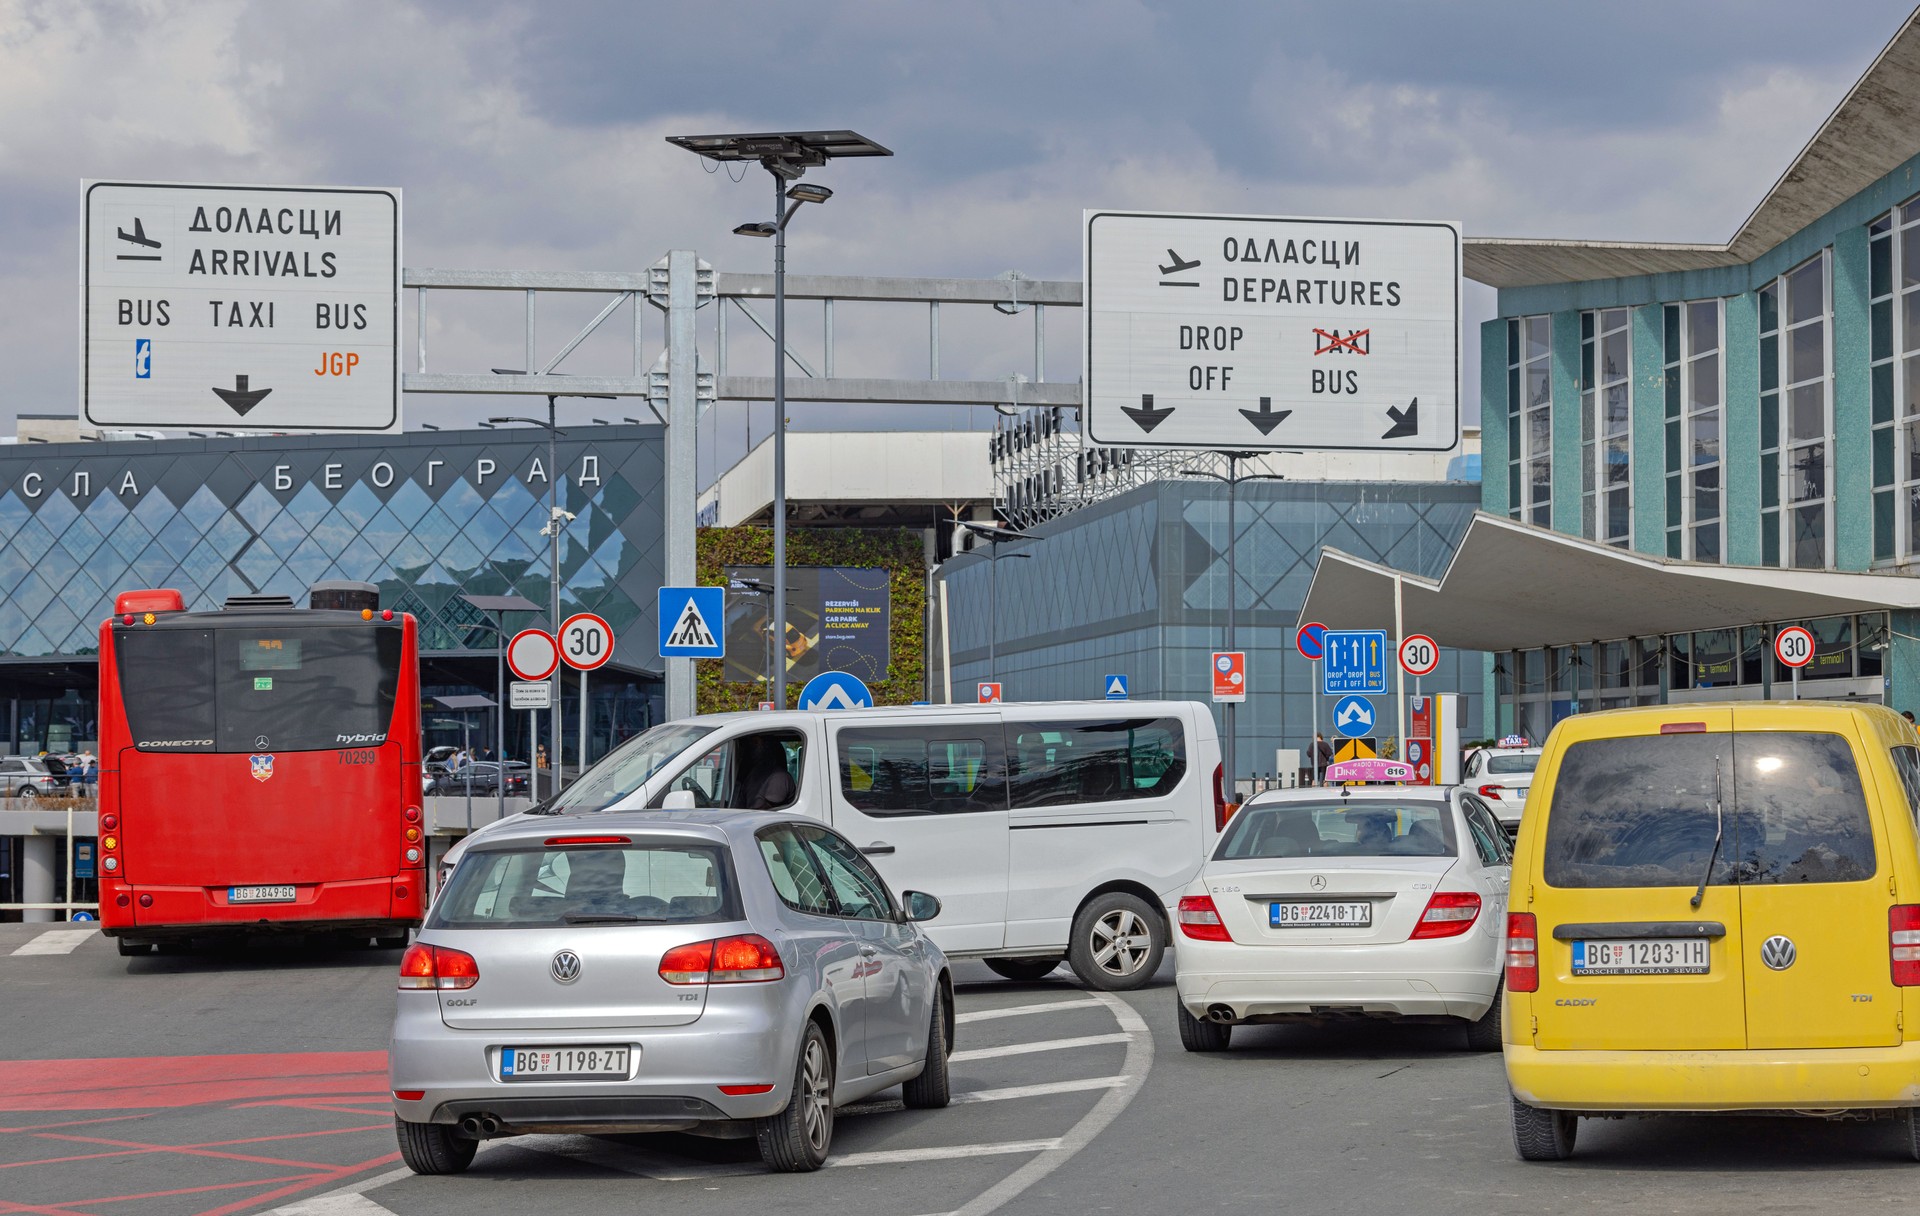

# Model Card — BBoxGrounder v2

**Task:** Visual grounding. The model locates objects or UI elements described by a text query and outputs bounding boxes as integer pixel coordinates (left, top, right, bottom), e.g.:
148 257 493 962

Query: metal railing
0 801 97 918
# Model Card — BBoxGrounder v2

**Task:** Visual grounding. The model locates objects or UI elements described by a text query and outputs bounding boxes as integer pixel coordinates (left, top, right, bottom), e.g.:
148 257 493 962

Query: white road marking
954 997 1097 1024
10 929 95 956
261 1170 409 1216
951 1075 1129 1104
831 1139 1059 1167
948 1032 1129 1061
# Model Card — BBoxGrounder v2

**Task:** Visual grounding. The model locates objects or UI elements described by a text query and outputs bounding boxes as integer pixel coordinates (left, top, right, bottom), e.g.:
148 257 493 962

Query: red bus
96 583 426 954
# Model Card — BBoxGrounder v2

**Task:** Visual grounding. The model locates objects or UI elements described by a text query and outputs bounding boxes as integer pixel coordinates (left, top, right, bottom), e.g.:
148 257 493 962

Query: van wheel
1068 893 1165 991
1177 1002 1231 1052
755 1022 833 1171
986 957 1060 982
394 1117 477 1175
1906 1108 1920 1162
1509 1093 1576 1161
1463 987 1503 1052
901 991 951 1109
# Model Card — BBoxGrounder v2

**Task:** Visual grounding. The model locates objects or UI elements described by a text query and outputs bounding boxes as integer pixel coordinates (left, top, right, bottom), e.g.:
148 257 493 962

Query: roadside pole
1311 659 1320 786
579 668 589 780
1393 574 1406 759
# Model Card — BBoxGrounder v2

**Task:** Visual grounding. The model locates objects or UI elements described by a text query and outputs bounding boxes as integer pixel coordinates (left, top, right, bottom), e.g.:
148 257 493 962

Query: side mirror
662 789 698 811
902 890 942 922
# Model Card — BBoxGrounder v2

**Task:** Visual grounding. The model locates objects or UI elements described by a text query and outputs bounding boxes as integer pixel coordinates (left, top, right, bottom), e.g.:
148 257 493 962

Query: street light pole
772 172 789 711
546 394 562 790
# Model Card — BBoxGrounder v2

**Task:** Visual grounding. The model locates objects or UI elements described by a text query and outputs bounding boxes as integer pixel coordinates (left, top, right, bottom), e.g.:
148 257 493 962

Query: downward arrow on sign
1240 396 1291 436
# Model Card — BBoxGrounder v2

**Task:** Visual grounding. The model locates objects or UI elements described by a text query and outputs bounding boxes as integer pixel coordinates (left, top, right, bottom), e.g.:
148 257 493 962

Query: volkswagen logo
1309 875 1327 891
1760 935 1797 971
550 950 582 984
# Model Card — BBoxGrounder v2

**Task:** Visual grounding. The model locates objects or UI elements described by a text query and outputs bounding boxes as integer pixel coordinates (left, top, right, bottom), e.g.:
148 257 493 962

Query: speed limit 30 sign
1398 633 1439 676
560 612 615 671
1775 625 1815 669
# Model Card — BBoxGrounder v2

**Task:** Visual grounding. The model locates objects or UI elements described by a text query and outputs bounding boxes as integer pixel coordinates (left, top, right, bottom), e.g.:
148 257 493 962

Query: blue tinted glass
57 515 106 566
181 485 225 534
131 489 175 530
129 540 174 588
155 511 201 561
335 536 384 582
438 531 484 575
284 482 331 527
260 507 309 556
308 505 356 553
82 490 128 530
181 538 227 588
335 480 381 530
107 513 152 563
284 537 334 587
386 478 432 528
10 570 56 619
34 539 80 589
359 504 409 557
12 515 57 565
463 501 511 551
437 477 484 526
385 535 434 574
235 483 281 532
409 504 458 553
236 538 281 591
0 598 27 649
0 491 29 535
203 512 250 556
0 543 31 597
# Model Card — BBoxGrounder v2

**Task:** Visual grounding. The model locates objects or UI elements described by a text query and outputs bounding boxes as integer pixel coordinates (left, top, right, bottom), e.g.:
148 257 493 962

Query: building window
1870 201 1920 563
1581 309 1631 546
1759 251 1832 568
1682 300 1723 562
1507 315 1551 527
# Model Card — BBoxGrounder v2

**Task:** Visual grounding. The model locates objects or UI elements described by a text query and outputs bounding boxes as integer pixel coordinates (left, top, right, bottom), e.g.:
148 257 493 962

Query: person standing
1313 733 1333 785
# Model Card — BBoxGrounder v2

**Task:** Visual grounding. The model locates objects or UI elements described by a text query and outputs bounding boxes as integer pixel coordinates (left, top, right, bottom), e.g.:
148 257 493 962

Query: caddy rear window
1543 731 1875 888
429 842 737 928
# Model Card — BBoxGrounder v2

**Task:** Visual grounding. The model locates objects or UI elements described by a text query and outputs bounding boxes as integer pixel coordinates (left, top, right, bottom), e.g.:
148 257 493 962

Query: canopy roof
1297 513 1920 652
1465 11 1920 288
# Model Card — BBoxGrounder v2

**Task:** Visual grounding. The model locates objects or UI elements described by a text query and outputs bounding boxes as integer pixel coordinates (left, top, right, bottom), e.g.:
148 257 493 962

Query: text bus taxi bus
96 582 425 954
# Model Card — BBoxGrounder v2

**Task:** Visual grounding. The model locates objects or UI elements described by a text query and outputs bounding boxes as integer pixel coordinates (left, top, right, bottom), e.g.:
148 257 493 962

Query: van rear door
1729 708 1898 1049
1530 710 1748 1051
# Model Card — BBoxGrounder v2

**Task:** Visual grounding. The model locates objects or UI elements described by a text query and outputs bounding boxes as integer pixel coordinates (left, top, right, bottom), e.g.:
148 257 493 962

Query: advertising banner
724 566 890 685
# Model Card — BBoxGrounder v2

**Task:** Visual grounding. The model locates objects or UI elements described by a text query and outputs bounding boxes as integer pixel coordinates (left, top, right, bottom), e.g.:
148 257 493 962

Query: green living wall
695 527 927 713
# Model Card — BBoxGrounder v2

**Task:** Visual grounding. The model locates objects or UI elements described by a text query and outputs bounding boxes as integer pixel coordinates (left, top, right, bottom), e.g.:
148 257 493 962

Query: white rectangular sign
509 681 553 710
1084 210 1459 451
82 180 401 432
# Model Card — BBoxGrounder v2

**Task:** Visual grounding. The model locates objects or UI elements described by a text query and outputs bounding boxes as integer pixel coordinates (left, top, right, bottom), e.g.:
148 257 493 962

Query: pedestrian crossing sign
658 586 725 658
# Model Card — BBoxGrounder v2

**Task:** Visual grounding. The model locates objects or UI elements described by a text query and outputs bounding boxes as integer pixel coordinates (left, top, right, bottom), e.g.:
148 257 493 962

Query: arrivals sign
82 181 401 432
1083 210 1459 452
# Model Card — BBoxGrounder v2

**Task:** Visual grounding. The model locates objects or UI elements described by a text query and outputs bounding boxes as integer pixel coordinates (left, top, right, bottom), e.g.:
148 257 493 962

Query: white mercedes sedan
1174 785 1512 1052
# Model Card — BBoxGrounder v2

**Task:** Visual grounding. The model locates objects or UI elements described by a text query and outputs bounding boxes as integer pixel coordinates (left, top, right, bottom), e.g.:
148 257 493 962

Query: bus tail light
1410 891 1482 939
114 589 184 616
1891 906 1920 986
1505 913 1539 992
398 943 479 990
403 846 422 865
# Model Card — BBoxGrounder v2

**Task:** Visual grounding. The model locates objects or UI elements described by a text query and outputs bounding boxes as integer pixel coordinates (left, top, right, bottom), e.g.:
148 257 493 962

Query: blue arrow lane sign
1333 694 1376 739
1322 629 1388 695
799 671 875 711
658 587 725 658
1104 674 1129 700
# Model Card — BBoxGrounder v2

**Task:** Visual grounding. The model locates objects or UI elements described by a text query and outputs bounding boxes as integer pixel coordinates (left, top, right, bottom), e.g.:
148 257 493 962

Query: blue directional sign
1322 629 1388 695
799 671 875 711
1104 674 1129 700
658 586 725 658
1333 694 1376 739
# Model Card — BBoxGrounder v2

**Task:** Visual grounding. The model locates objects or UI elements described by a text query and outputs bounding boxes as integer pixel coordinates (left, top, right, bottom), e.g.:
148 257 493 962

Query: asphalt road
7 922 1920 1216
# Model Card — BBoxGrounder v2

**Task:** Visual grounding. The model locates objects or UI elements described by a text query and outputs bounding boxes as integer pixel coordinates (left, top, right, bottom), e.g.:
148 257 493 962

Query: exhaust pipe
1207 1003 1237 1024
458 1115 483 1138
479 1115 501 1136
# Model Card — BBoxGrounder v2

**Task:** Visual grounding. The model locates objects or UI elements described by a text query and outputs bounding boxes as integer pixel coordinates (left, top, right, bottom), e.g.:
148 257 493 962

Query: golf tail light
659 940 714 984
1891 905 1920 986
710 934 785 982
1505 912 1539 992
1177 894 1232 942
398 943 479 990
1410 891 1481 939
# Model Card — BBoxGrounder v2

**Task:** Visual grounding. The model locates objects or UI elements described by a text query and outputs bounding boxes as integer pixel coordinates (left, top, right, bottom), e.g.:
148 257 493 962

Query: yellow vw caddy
1503 701 1920 1161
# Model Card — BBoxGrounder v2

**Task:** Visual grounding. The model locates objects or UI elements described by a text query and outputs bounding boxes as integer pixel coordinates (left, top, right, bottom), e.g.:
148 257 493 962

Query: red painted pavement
2 1052 388 1112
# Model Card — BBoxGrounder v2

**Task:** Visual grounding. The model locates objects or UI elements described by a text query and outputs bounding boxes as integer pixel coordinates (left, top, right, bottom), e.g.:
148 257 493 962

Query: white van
442 702 1224 990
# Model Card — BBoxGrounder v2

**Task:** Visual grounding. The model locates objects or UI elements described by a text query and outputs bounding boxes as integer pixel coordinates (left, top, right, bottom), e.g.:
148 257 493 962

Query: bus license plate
1573 938 1710 975
1270 901 1371 928
229 885 296 903
500 1046 631 1081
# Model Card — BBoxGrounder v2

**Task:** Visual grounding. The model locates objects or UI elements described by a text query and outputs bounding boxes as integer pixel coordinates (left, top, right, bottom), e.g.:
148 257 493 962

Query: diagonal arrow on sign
1382 397 1418 440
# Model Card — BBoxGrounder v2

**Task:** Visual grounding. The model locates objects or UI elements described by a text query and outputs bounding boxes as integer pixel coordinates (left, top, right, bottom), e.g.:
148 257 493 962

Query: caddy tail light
1213 764 1231 831
1891 905 1920 986
1410 891 1482 939
660 934 785 984
1177 894 1232 942
398 943 479 990
1505 912 1539 992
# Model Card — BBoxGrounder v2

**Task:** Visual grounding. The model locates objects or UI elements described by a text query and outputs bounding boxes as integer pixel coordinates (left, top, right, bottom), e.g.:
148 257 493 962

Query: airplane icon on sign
117 218 160 249
1157 249 1200 276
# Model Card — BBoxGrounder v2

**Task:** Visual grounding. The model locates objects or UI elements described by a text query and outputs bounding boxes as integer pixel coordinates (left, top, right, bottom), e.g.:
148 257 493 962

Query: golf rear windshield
430 842 738 928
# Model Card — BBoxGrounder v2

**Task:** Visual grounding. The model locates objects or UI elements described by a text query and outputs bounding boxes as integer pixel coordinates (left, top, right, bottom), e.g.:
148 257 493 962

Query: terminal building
1300 11 1920 740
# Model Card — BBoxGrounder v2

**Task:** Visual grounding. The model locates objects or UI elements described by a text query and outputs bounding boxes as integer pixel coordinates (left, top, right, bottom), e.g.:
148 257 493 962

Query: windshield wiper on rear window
1691 757 1725 910
561 913 669 924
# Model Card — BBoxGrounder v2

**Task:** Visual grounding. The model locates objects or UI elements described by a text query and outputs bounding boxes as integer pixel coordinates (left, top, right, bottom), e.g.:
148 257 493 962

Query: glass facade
1581 308 1631 547
0 426 666 759
941 479 1485 770
1508 315 1552 528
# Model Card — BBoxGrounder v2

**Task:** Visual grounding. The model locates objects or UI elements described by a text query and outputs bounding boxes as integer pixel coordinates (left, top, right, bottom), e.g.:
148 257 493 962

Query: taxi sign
1323 758 1413 783
1498 734 1530 748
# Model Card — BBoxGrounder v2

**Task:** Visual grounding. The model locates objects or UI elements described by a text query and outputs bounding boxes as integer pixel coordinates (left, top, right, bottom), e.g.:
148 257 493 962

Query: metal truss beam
716 273 1080 306
718 376 1081 407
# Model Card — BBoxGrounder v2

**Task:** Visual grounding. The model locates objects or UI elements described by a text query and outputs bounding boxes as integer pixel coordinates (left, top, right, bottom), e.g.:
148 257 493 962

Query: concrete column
22 834 56 923
664 250 699 722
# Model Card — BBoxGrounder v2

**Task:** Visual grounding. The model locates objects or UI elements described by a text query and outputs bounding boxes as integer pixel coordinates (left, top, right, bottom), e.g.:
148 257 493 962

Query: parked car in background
426 761 531 798
1463 744 1542 831
1 756 66 798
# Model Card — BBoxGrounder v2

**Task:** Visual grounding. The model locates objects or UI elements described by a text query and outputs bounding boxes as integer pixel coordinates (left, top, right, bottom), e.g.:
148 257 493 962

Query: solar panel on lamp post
667 131 891 711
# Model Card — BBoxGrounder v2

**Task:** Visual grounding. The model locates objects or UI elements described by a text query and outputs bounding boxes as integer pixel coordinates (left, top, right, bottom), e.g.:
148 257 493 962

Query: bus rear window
115 624 401 753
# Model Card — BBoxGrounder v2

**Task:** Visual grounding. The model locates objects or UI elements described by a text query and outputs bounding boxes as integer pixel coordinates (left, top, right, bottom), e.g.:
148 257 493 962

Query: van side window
837 726 1007 816
1006 718 1188 809
1891 746 1920 824
653 730 806 810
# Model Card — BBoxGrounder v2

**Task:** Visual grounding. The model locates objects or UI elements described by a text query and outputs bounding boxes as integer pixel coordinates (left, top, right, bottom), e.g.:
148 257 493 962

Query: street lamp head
786 183 833 204
732 221 777 238
958 520 1038 542
667 130 891 180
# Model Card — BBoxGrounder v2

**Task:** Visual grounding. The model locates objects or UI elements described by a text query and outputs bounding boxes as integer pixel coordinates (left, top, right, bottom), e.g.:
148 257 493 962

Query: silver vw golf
390 809 953 1174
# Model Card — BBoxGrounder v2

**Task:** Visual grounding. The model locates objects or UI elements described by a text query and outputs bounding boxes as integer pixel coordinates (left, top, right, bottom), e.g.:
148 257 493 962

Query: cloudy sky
2 0 1914 469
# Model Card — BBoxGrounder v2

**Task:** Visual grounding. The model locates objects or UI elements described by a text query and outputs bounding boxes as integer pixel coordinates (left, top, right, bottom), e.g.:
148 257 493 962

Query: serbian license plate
228 885 296 903
500 1046 631 1081
1270 901 1372 928
1573 938 1710 976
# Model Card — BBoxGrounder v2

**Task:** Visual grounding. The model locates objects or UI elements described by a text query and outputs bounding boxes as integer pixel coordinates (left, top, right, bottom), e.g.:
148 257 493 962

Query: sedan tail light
1177 894 1232 942
1409 891 1482 939
398 943 480 990
1477 784 1504 799
660 934 785 984
1892 905 1920 986
1505 913 1539 992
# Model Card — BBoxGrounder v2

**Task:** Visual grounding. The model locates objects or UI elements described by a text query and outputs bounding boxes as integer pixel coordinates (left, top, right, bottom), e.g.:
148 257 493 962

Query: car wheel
17 785 36 800
1509 1092 1577 1161
1068 892 1165 991
115 939 152 957
1906 1108 1920 1162
1177 1001 1232 1052
755 1021 834 1171
1463 986 1503 1052
394 1116 478 1175
985 957 1061 982
902 990 952 1109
